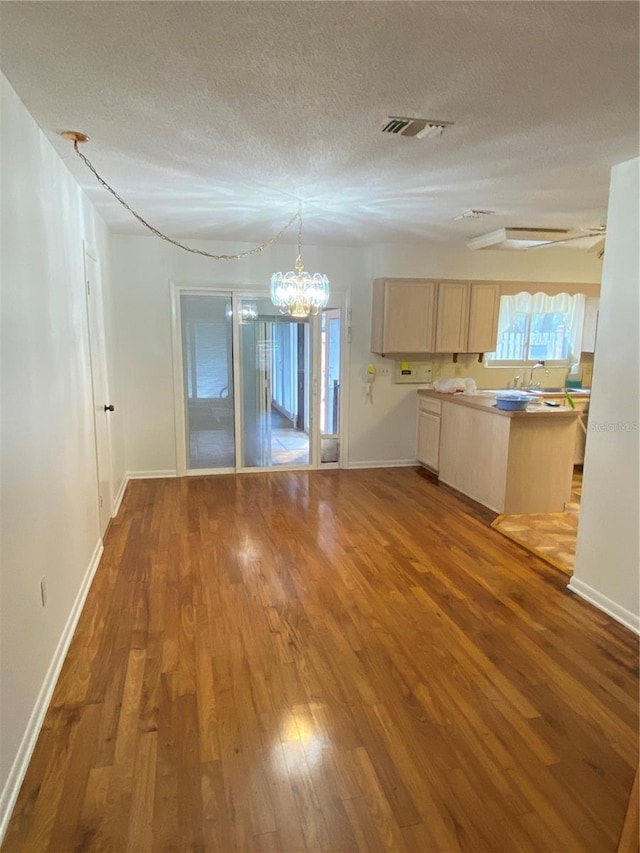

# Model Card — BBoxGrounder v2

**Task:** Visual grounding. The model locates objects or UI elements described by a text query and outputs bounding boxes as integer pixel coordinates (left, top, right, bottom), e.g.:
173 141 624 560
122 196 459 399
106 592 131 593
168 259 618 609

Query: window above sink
485 292 586 368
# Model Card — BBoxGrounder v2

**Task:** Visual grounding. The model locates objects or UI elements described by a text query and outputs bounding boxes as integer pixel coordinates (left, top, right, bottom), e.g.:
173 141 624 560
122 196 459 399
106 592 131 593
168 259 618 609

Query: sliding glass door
175 289 345 474
238 297 311 468
180 294 235 470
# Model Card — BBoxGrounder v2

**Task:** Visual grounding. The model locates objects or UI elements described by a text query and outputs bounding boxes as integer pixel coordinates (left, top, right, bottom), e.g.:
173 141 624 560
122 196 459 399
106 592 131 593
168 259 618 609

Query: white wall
571 158 639 633
113 234 601 471
0 75 123 830
368 242 602 283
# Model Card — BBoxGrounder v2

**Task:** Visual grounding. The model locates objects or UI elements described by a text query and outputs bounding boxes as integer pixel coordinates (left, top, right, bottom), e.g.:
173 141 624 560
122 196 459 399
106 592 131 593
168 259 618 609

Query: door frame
319 290 351 469
170 282 351 475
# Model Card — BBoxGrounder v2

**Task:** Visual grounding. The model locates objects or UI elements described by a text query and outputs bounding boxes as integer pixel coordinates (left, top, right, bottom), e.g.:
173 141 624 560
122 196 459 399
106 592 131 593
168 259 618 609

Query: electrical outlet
40 577 47 607
376 365 391 377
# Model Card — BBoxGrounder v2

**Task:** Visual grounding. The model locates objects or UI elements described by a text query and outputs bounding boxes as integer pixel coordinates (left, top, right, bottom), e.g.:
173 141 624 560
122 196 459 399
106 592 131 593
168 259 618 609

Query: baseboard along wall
0 540 104 844
568 576 640 635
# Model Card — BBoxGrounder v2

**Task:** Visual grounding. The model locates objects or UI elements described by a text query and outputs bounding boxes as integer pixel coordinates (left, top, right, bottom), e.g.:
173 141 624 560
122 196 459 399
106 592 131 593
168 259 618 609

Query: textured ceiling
0 1 638 246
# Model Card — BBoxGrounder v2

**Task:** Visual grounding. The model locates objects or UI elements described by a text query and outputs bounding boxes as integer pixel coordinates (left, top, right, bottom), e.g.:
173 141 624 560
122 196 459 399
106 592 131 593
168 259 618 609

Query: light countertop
418 388 581 419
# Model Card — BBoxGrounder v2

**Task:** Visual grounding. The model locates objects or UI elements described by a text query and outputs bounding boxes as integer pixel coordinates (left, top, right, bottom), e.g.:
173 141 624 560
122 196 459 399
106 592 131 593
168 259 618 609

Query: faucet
525 360 547 388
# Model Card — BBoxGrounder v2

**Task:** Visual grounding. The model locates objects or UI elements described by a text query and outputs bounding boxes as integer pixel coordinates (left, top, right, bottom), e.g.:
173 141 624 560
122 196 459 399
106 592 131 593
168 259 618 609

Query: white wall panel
0 75 123 825
572 158 639 631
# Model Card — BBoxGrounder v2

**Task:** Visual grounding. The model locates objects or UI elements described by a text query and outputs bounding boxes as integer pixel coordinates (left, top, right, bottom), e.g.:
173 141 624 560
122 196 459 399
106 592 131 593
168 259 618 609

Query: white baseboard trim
0 539 104 844
112 474 128 517
568 577 640 635
347 459 418 470
127 469 177 480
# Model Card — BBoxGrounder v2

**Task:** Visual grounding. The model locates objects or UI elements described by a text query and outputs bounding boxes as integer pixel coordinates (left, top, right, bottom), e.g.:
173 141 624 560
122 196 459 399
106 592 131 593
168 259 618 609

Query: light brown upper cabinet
435 281 501 353
371 278 500 355
371 278 437 354
434 282 470 352
467 283 501 353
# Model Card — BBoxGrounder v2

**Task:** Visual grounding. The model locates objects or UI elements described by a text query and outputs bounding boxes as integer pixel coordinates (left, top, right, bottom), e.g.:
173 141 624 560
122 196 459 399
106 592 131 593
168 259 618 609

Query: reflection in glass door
181 294 235 469
238 297 311 469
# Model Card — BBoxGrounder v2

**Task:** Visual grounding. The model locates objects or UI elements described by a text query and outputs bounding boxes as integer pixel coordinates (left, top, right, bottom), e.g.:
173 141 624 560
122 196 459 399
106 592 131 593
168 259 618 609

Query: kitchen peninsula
417 390 580 514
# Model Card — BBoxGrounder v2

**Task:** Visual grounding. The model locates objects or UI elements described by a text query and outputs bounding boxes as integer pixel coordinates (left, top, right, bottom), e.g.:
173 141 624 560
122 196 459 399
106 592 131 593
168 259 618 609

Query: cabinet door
381 280 437 353
467 283 501 352
417 411 441 471
435 282 469 352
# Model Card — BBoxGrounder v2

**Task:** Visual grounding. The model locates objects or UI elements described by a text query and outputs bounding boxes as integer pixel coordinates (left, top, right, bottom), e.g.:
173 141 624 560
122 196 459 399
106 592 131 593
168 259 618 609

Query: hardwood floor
3 468 638 852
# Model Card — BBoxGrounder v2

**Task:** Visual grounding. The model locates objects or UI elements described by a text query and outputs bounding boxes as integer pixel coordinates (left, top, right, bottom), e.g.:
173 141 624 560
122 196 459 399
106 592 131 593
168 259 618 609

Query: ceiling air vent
382 117 453 138
468 227 571 250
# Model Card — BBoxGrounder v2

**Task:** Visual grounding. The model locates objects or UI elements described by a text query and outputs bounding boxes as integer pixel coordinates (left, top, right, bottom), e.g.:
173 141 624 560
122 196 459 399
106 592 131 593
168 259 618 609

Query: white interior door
83 245 113 536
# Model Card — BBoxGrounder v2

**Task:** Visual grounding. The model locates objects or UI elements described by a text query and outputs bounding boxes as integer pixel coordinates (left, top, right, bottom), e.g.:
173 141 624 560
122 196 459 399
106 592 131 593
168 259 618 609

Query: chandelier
270 208 329 317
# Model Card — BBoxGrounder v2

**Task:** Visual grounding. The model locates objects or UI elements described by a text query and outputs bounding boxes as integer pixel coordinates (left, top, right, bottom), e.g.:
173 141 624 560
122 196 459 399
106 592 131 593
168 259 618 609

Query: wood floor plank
125 730 158 853
618 765 640 853
2 468 637 852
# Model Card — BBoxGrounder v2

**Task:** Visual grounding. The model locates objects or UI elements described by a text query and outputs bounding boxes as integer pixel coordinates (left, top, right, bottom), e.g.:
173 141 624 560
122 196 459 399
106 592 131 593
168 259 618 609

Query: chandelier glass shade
270 258 330 318
270 209 330 317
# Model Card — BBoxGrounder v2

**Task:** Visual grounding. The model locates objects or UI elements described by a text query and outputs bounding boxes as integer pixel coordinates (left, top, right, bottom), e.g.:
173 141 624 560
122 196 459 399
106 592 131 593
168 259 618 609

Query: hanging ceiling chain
72 140 301 261
294 202 305 271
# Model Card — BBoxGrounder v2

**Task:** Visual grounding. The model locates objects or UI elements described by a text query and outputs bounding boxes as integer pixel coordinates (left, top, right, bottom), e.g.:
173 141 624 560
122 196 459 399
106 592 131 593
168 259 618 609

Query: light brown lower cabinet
418 395 579 514
532 393 590 465
416 396 441 472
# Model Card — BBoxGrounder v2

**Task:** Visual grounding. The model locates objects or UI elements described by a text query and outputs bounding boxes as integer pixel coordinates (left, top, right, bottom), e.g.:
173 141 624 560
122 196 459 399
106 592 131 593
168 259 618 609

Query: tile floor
491 470 582 575
189 408 309 469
